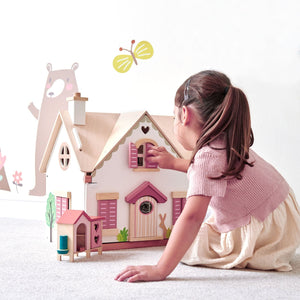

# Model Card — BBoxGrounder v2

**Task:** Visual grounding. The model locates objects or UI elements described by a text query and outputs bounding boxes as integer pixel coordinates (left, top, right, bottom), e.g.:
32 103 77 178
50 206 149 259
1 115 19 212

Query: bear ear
71 62 79 71
46 63 52 72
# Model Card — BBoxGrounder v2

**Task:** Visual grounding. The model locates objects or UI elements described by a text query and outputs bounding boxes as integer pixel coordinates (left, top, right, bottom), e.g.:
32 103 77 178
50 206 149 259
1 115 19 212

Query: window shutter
128 143 138 168
182 198 187 209
61 197 69 217
98 200 117 229
56 196 69 221
145 143 158 168
56 196 62 220
91 220 102 249
172 198 186 225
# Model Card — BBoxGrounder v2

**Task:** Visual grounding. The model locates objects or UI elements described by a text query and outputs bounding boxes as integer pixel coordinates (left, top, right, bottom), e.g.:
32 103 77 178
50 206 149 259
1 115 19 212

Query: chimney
67 92 88 125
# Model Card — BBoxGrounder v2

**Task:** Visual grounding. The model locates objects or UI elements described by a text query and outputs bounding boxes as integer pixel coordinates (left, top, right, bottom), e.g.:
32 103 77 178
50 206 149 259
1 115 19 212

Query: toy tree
45 192 56 242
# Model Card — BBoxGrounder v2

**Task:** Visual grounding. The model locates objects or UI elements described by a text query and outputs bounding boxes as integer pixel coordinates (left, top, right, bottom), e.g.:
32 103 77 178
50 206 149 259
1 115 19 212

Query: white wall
0 0 299 206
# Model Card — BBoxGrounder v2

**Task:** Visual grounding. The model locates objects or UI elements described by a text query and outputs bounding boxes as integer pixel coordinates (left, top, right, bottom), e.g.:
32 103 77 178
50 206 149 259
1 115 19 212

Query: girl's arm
147 146 190 173
115 194 210 282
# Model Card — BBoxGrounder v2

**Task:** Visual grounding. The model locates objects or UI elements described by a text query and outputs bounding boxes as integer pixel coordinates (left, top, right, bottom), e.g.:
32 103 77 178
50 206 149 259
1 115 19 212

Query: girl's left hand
115 265 166 283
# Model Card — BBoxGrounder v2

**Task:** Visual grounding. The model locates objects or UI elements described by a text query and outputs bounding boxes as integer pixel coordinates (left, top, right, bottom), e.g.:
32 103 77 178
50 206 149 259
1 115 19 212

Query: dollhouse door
130 196 157 241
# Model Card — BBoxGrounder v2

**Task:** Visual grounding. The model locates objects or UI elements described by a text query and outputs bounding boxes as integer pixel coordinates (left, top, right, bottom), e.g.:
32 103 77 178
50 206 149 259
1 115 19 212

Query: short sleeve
187 149 227 198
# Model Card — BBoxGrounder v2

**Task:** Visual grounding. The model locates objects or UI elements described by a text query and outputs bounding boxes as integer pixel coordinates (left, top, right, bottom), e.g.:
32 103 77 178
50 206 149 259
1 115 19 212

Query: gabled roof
125 181 167 204
57 210 104 224
40 110 191 174
93 111 190 169
57 210 87 224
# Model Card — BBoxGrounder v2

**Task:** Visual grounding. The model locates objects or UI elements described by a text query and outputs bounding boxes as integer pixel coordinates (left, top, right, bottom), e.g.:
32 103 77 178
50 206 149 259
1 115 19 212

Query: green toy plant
117 227 128 242
166 228 172 239
45 192 56 242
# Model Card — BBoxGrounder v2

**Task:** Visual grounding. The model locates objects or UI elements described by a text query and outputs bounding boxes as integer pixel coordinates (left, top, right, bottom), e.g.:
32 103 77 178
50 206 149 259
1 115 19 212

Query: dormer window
137 145 144 166
128 139 158 171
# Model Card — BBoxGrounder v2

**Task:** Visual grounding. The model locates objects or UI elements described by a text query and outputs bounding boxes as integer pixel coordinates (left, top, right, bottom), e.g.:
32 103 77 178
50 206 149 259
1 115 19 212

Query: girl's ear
181 105 191 125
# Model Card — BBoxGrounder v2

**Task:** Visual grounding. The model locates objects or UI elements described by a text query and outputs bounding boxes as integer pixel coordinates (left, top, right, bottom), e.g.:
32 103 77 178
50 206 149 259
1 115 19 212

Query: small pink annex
57 210 104 261
40 93 190 249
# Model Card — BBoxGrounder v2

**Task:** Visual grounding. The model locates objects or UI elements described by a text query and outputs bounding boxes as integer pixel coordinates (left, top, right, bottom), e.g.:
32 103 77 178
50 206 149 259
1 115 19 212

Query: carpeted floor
1 218 299 300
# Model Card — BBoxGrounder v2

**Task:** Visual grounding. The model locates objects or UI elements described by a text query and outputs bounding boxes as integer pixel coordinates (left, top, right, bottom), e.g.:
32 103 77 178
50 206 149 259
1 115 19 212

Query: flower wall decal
12 171 23 193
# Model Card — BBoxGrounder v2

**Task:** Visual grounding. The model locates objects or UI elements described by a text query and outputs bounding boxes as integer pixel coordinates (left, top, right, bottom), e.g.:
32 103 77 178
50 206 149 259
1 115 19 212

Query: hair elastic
184 78 191 102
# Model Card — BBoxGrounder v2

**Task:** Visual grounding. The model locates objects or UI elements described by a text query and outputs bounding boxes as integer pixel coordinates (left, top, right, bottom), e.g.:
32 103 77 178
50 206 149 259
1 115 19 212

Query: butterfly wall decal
113 40 154 73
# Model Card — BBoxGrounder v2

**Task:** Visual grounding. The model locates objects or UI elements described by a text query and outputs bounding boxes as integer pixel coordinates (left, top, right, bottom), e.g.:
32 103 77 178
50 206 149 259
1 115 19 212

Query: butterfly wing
133 41 154 60
113 55 134 73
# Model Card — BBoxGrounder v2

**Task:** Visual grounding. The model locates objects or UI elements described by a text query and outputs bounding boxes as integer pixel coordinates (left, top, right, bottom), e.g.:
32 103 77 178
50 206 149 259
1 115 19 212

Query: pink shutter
145 143 158 168
129 143 138 168
56 196 69 222
172 198 186 225
56 196 62 221
61 197 69 217
172 198 182 225
98 201 108 228
98 200 117 229
182 198 186 210
91 221 102 248
108 200 117 228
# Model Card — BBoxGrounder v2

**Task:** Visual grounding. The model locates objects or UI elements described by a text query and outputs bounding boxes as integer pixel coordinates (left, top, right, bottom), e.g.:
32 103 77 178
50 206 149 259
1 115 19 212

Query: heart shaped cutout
94 235 99 243
141 126 149 134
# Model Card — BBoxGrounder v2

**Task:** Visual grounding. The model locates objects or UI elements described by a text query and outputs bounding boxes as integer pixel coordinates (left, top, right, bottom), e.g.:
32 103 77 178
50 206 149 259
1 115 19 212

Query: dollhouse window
98 200 117 229
128 140 158 170
56 196 69 221
140 201 153 214
59 143 71 170
137 145 144 166
97 193 119 230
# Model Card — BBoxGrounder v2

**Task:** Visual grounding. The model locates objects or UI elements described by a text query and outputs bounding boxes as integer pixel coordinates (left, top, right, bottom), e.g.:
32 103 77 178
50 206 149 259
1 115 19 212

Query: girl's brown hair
175 70 254 180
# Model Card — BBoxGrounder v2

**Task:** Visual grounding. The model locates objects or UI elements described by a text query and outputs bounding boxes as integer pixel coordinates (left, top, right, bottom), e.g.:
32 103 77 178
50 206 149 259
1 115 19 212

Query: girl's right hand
146 146 176 170
115 264 166 283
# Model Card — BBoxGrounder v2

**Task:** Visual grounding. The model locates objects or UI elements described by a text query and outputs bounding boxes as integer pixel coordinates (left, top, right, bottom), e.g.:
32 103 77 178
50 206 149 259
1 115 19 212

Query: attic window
137 145 144 166
129 139 158 170
59 143 71 170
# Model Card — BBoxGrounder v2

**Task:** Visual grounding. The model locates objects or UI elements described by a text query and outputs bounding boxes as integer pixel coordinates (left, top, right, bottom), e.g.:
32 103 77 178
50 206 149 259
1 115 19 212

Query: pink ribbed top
187 141 290 232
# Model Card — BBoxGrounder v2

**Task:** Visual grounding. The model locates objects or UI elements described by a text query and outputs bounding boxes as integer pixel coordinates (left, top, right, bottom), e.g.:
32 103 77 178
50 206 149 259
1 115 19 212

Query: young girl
115 70 300 282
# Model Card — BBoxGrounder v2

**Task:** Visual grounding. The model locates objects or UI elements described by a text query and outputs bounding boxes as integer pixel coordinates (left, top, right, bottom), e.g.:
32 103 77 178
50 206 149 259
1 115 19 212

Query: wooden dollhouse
57 210 104 262
40 93 190 249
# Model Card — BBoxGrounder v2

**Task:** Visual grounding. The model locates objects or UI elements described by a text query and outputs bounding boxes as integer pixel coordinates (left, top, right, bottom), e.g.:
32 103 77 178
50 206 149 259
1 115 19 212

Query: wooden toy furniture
57 210 104 262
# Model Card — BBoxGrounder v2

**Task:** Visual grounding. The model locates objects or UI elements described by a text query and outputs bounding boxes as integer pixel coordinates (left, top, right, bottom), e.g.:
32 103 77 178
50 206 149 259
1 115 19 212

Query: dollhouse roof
125 181 167 204
40 110 191 174
57 209 104 224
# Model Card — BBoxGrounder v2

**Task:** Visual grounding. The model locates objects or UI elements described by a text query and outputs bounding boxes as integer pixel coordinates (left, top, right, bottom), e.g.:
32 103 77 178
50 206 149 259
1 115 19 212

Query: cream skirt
181 190 300 271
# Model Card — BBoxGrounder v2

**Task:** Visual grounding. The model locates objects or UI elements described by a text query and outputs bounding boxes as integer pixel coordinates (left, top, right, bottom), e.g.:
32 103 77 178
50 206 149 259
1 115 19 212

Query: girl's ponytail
216 86 254 179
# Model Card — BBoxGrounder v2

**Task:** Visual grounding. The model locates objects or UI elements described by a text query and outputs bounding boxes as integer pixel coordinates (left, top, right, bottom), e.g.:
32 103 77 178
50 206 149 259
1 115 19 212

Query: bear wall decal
28 63 79 196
